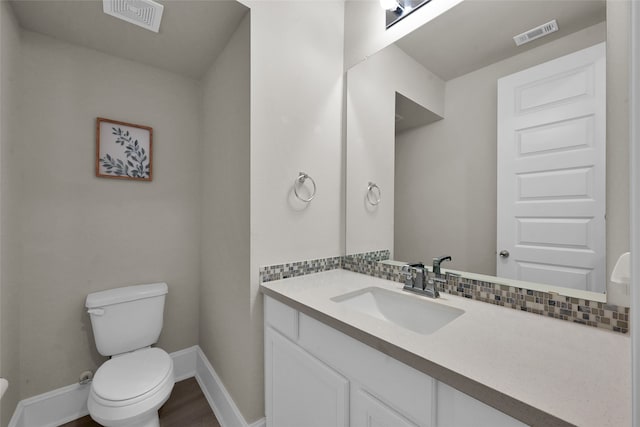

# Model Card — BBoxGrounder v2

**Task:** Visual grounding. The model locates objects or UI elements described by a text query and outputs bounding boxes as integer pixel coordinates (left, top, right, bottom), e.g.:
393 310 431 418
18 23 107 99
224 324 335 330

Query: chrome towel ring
367 182 381 205
294 172 316 202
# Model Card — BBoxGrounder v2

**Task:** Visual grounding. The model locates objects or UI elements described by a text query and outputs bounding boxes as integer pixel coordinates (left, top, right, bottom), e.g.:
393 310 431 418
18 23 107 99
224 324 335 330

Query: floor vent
513 19 558 47
103 0 164 33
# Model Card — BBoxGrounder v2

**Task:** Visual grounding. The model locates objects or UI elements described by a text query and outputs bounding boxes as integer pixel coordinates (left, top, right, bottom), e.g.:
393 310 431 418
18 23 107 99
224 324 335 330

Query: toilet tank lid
86 282 168 308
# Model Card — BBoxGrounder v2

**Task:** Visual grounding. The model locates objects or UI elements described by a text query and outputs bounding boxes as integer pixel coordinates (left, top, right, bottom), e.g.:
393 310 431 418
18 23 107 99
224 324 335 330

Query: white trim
194 346 266 427
630 1 640 425
170 345 199 381
7 345 265 427
8 382 91 427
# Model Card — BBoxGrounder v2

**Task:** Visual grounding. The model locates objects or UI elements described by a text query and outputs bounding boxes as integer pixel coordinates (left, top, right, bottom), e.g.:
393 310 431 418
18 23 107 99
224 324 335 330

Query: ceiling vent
103 0 164 33
513 19 558 47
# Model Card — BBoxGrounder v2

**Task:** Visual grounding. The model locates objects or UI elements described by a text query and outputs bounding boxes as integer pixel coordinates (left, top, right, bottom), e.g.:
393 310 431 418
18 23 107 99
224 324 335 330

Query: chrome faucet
401 263 439 298
432 255 452 275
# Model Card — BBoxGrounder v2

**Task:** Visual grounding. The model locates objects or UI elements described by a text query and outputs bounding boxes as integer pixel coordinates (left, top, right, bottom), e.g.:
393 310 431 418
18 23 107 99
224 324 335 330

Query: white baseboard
8 345 265 427
193 346 266 427
170 345 199 381
8 381 90 427
248 418 267 427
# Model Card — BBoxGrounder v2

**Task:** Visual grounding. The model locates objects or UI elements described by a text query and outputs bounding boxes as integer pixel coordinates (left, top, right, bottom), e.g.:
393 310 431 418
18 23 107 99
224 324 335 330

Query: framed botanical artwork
96 117 153 181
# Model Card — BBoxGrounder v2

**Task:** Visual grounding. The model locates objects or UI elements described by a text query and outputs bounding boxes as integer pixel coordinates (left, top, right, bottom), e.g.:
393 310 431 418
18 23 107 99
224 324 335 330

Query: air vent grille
103 0 164 33
513 20 558 47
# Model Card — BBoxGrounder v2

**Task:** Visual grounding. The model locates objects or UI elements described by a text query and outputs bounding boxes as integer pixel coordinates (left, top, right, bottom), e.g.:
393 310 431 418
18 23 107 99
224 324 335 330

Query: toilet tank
86 283 168 357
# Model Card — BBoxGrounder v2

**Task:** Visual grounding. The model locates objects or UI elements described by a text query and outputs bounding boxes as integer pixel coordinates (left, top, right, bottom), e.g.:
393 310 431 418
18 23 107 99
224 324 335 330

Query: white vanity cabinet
264 295 527 427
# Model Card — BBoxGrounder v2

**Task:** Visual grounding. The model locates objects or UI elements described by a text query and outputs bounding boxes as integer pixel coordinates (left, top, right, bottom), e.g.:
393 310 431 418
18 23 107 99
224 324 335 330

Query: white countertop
260 269 631 427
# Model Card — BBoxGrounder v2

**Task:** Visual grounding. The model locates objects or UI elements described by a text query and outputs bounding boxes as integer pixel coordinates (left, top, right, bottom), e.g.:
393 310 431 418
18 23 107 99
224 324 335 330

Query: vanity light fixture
382 0 432 29
379 0 403 12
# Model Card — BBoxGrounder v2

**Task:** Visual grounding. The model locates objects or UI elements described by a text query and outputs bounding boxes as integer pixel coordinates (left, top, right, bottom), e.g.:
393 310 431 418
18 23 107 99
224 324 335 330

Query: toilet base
122 412 159 427
89 410 159 427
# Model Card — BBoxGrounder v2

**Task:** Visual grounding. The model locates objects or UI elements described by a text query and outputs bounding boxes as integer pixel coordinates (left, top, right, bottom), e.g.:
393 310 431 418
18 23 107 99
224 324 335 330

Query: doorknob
499 250 510 258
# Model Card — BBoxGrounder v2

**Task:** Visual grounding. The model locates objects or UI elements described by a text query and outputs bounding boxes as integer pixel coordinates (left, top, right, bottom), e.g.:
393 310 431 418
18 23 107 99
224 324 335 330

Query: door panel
516 65 593 112
518 115 594 155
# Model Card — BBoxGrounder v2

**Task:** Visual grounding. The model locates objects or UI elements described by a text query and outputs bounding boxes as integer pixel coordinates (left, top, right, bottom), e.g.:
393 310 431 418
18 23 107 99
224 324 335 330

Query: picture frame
96 117 153 181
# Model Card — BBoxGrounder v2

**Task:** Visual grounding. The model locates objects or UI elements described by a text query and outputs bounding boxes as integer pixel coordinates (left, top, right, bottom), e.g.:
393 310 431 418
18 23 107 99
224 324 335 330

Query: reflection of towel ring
294 172 316 202
366 182 381 205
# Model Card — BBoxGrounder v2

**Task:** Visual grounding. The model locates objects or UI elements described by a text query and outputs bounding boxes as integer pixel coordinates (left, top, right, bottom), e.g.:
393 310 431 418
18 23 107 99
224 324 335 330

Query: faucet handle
402 262 425 276
401 265 411 277
403 263 426 289
401 264 414 287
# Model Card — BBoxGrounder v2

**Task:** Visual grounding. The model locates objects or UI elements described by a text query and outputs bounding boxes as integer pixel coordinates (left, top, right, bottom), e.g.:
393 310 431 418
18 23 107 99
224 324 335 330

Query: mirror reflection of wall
346 0 630 299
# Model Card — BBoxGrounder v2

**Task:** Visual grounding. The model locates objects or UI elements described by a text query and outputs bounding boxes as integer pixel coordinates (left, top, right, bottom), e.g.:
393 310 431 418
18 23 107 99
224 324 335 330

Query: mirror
346 0 629 299
384 0 434 29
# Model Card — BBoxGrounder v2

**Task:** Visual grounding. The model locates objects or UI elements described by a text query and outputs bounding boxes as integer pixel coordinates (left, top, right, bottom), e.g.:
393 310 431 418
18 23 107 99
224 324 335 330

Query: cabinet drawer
264 296 298 341
298 313 433 427
352 386 419 427
437 381 528 427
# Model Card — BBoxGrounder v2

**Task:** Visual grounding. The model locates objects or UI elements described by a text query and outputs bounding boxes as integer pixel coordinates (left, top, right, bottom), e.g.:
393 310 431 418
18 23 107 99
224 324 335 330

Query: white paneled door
497 42 606 292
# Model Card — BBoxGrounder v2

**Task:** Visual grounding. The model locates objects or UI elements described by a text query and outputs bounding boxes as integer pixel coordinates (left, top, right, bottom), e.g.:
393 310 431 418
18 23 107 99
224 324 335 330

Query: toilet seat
93 348 172 404
88 348 174 426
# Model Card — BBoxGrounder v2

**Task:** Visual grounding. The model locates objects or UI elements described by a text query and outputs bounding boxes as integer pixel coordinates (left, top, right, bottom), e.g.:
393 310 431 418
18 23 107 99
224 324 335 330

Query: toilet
85 283 174 427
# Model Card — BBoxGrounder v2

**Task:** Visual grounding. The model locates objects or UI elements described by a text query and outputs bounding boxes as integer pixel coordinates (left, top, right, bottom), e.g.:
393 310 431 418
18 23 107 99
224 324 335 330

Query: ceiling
396 0 606 81
9 0 249 80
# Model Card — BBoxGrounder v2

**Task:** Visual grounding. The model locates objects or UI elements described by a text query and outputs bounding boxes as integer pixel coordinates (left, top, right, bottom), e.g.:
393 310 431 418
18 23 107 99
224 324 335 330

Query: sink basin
332 287 464 335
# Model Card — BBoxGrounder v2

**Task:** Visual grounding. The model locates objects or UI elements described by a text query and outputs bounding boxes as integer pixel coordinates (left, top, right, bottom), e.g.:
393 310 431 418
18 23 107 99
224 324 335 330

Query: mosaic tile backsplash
259 255 342 282
260 250 630 334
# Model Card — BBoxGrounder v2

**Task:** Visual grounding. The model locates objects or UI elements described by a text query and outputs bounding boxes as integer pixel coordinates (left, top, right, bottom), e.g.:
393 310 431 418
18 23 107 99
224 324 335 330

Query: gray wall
0 1 22 424
199 12 252 423
0 4 345 424
395 17 629 294
5 30 202 404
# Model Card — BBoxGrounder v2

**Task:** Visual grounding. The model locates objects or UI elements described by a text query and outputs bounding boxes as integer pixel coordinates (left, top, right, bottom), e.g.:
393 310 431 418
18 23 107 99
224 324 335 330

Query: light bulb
379 0 400 11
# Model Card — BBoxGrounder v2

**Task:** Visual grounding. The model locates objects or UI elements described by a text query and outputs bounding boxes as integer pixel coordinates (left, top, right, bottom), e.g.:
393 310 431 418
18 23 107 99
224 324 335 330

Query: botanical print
100 127 150 178
96 118 153 181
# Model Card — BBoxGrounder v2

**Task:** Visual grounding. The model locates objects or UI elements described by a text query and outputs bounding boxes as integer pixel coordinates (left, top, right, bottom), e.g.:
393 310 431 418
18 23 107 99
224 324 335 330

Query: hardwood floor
59 378 221 427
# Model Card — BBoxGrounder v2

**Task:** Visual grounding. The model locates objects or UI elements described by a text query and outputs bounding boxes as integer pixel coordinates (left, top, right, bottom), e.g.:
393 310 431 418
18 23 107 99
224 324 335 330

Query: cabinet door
352 387 420 427
265 327 349 427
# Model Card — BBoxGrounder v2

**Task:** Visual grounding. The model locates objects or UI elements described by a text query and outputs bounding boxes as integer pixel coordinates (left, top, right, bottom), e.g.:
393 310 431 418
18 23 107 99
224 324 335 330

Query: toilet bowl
88 348 174 427
85 283 174 427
